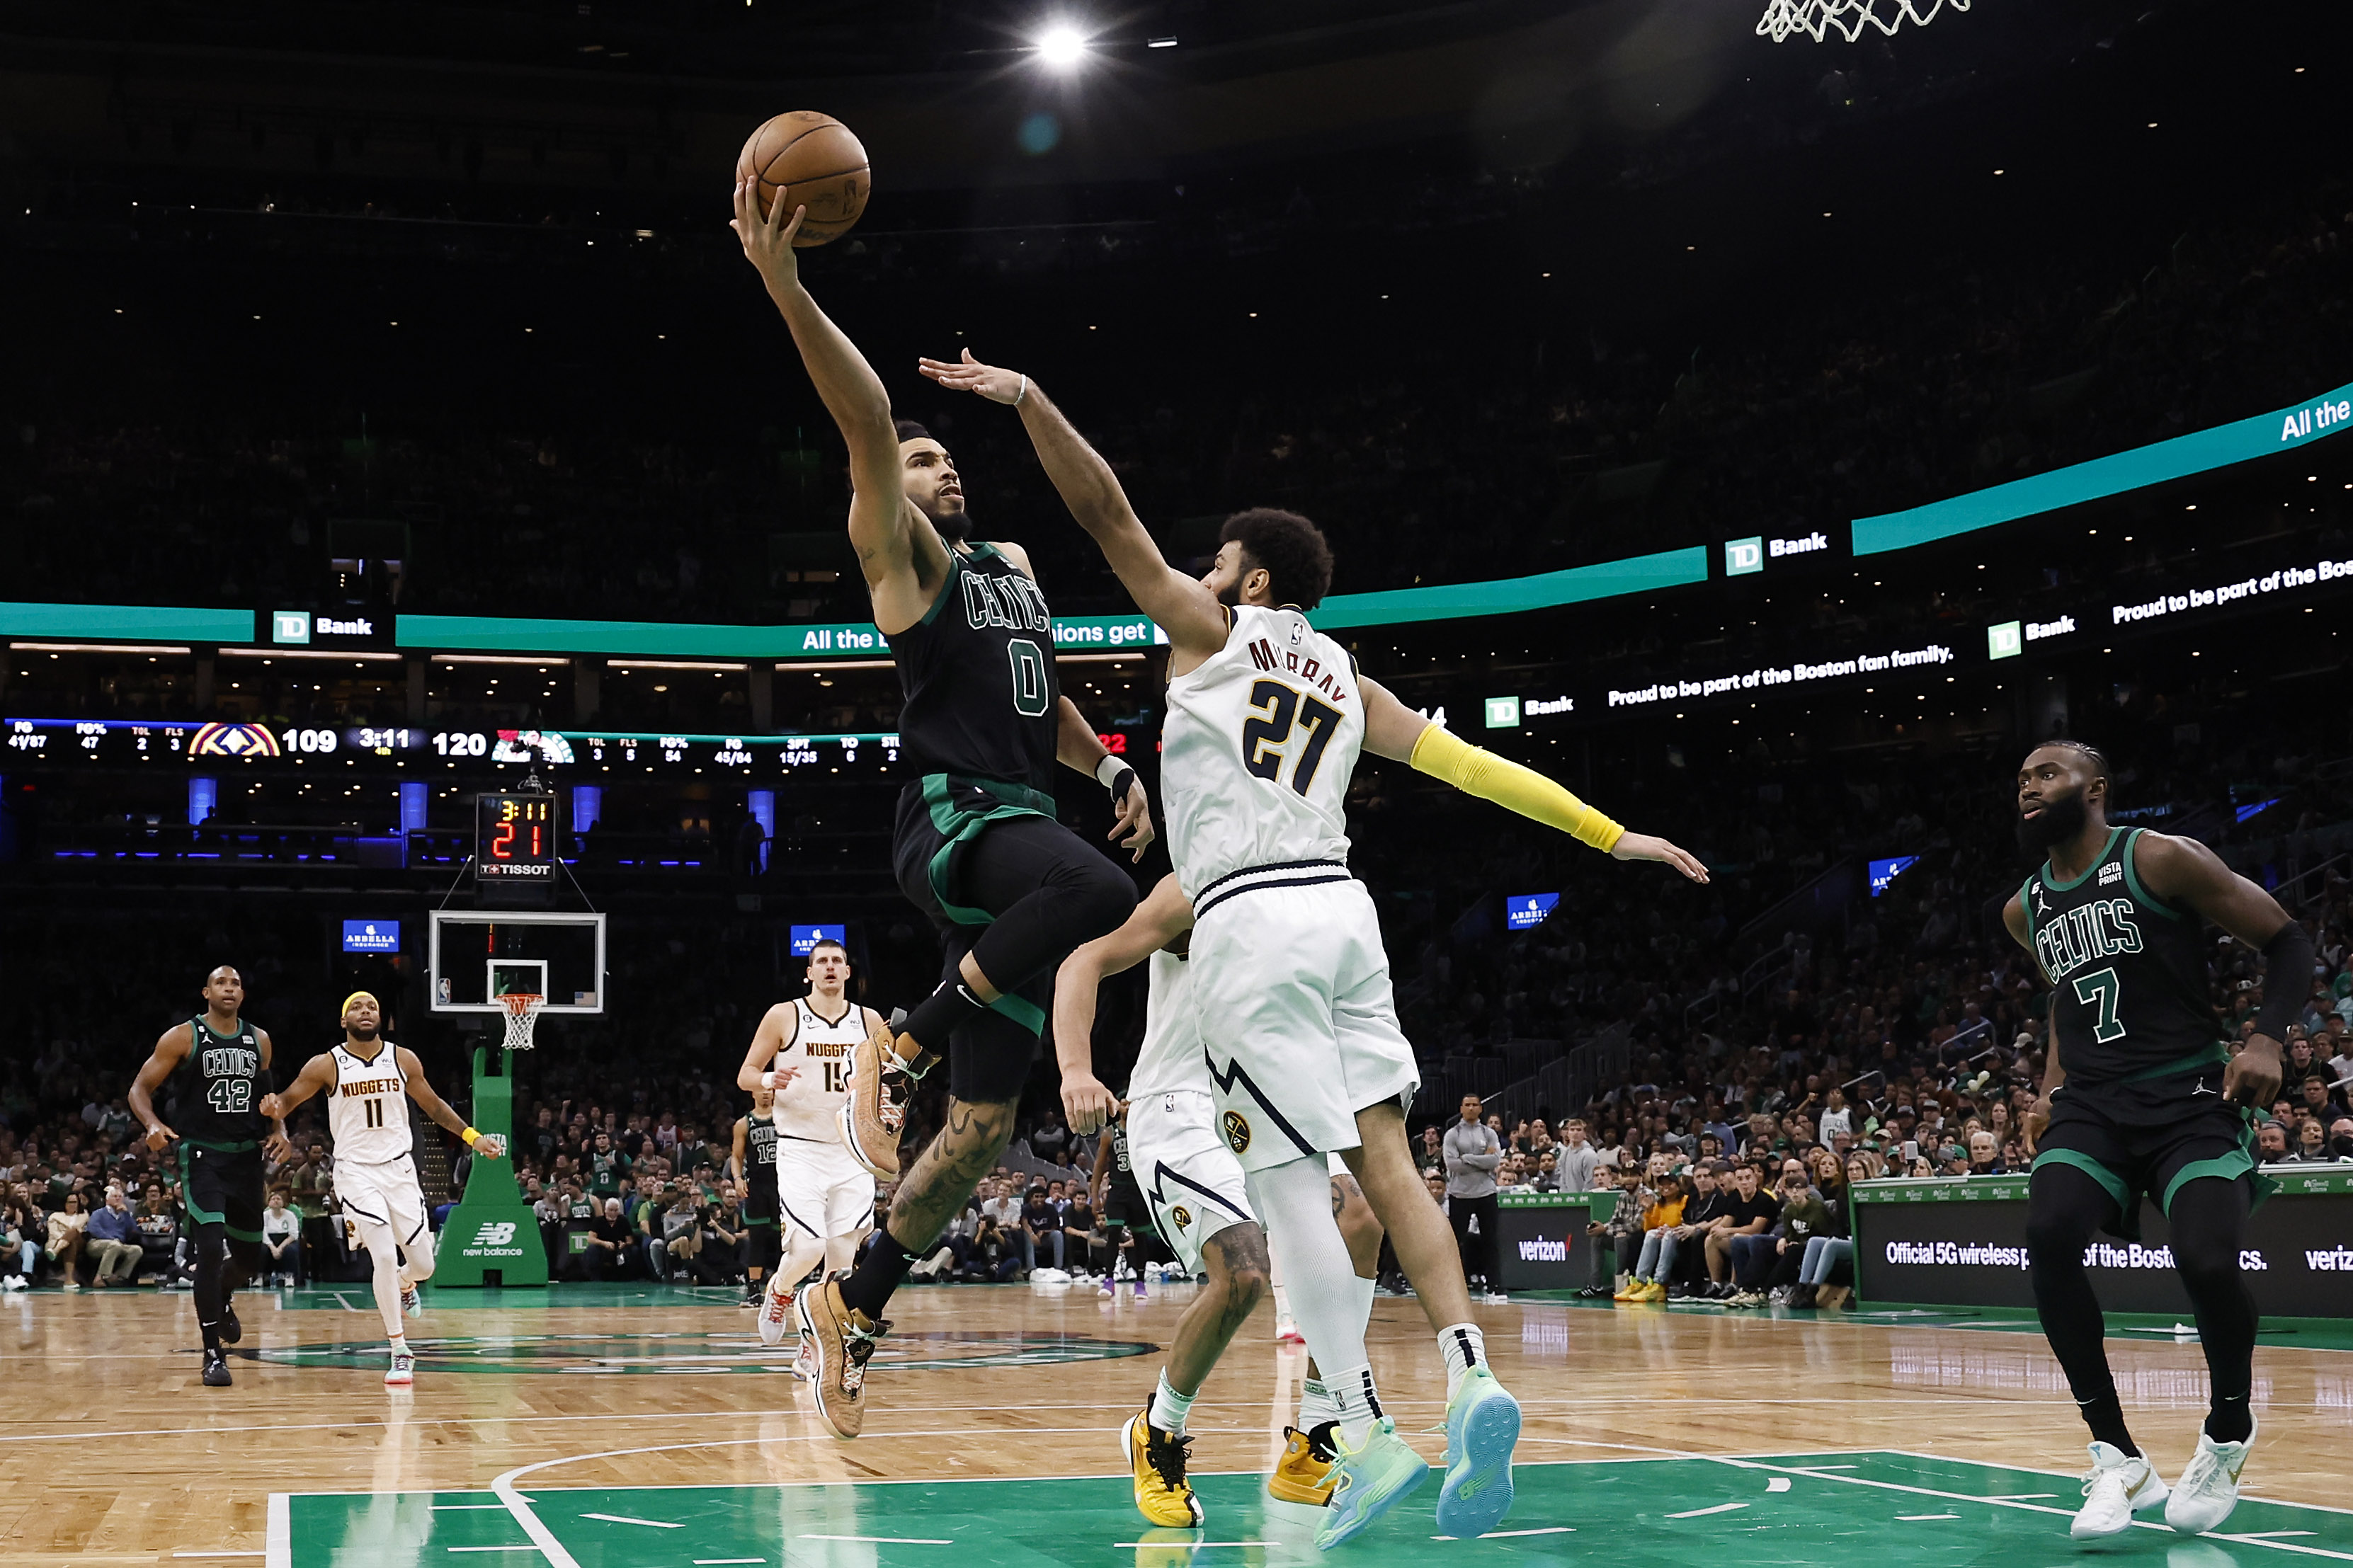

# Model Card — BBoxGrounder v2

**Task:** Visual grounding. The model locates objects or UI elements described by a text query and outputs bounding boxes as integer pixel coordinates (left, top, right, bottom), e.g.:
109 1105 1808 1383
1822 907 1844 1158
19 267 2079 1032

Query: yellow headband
341 991 380 1021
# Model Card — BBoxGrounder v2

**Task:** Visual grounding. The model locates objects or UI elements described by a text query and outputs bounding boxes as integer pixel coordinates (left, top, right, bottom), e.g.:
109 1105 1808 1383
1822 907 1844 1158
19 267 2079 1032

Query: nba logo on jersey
1286 618 1306 645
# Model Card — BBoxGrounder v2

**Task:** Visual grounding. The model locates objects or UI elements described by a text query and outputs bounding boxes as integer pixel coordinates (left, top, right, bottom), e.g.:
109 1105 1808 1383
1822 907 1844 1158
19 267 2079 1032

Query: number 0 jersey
772 997 867 1143
326 1041 414 1164
171 1014 267 1145
2022 826 2226 1087
1162 605 1363 907
890 542 1061 795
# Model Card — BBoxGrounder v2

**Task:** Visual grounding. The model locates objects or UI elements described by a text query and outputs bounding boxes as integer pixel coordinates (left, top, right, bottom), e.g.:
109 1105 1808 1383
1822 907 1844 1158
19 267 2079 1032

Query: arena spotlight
1035 24 1088 67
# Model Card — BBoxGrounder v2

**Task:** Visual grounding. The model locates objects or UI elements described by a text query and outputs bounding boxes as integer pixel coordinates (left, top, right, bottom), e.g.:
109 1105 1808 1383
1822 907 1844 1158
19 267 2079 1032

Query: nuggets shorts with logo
1185 875 1420 1174
1124 1089 1258 1274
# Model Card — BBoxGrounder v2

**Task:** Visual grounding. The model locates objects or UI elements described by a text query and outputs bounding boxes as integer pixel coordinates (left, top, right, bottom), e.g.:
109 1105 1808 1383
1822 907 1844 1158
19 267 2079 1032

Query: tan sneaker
838 1022 915 1180
796 1273 887 1439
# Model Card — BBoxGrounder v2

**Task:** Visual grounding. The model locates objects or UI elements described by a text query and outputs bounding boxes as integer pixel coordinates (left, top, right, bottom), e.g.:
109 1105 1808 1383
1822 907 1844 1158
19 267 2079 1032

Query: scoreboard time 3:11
3 719 901 774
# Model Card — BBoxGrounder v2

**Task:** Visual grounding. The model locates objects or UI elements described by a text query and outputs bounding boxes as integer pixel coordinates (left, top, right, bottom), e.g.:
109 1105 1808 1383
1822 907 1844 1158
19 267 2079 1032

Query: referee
1443 1094 1505 1301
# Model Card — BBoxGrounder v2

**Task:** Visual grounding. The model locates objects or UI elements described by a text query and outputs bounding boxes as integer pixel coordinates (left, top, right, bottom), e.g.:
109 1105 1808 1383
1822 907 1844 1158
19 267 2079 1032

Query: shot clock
476 791 560 891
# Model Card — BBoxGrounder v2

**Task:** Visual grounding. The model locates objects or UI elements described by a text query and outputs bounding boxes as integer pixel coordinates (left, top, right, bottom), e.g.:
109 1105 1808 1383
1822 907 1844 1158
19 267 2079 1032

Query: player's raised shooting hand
1610 832 1710 884
731 180 806 288
1110 776 1156 863
917 348 1027 405
2226 1033 2285 1109
1061 1072 1119 1138
144 1119 179 1153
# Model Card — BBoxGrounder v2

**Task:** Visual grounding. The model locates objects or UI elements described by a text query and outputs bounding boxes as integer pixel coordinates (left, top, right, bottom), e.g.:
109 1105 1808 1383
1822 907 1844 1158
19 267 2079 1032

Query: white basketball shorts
1186 876 1420 1174
1125 1089 1258 1274
336 1153 429 1252
773 1133 877 1242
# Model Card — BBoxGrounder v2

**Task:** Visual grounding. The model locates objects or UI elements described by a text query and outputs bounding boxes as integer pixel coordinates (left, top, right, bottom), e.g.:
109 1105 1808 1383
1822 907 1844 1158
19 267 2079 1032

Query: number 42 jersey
1162 605 1363 903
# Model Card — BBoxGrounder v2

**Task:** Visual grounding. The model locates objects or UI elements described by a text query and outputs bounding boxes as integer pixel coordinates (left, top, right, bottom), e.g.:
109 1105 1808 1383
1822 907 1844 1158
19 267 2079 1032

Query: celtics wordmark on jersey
2022 826 2226 1085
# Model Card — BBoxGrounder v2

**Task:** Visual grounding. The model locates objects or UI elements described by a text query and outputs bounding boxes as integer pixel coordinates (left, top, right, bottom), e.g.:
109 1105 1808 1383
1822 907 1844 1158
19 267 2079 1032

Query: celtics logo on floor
247 1329 1156 1376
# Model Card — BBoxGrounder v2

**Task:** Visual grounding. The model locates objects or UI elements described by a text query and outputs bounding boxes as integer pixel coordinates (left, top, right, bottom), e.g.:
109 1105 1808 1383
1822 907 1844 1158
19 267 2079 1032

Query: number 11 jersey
1162 605 1362 903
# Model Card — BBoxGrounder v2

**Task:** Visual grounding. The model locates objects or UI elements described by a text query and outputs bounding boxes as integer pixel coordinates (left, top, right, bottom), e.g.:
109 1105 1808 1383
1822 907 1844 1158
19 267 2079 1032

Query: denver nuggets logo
1171 1206 1192 1230
1222 1111 1250 1155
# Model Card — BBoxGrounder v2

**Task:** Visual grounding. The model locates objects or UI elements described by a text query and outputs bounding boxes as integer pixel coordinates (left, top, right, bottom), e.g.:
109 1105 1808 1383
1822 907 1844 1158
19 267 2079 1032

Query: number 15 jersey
1162 605 1362 903
773 997 870 1143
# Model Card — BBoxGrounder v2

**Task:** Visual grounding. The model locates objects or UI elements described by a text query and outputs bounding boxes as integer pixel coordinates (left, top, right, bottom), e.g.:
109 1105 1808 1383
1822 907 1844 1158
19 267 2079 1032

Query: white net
1756 0 1968 43
498 993 545 1053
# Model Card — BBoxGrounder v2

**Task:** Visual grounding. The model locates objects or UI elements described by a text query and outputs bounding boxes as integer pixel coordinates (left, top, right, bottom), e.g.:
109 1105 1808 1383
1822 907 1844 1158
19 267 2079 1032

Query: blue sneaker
1435 1365 1520 1539
1313 1417 1430 1550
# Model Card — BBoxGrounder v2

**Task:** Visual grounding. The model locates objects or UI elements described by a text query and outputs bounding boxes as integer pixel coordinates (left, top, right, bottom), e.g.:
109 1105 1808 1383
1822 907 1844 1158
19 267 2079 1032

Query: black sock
836 1230 925 1320
901 980 988 1058
2205 1393 2253 1445
2077 1390 2137 1454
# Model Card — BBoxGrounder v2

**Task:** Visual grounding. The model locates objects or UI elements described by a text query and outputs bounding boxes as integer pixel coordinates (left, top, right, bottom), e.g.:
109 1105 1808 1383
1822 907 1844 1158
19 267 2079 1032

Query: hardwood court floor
3 1281 2348 1566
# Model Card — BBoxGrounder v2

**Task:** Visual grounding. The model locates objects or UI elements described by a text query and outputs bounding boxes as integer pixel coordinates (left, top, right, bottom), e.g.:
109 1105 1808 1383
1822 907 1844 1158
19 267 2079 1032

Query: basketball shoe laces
840 1312 889 1395
1144 1423 1194 1494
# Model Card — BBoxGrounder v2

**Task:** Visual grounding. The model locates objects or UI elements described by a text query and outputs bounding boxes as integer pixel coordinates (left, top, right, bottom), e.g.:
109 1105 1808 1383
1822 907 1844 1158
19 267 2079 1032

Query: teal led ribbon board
1852 379 2353 555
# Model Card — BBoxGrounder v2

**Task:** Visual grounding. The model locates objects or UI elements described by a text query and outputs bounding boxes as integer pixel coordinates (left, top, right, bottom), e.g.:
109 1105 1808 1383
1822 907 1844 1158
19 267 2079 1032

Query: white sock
388 1332 408 1356
1149 1370 1195 1436
1299 1376 1339 1434
1439 1322 1486 1391
1273 1282 1292 1322
1348 1271 1375 1334
1326 1362 1386 1448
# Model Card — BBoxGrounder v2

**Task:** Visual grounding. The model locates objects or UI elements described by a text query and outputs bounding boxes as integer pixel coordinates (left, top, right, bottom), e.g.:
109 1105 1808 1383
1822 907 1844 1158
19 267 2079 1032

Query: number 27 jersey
1162 605 1362 901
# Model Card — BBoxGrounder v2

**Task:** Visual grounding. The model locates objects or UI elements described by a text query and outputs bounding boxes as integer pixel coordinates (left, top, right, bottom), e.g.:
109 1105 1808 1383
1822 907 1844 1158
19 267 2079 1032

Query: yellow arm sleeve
1408 723 1625 852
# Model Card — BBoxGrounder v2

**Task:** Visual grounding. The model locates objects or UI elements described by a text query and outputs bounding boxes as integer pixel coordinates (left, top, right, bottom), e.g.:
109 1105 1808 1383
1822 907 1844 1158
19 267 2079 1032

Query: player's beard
2017 789 2088 855
923 497 971 545
1214 577 1243 608
347 1022 380 1042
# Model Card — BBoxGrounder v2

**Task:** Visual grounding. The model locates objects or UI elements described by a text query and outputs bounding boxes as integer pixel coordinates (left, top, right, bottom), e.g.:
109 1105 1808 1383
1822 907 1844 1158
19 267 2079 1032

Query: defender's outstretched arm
1360 676 1709 882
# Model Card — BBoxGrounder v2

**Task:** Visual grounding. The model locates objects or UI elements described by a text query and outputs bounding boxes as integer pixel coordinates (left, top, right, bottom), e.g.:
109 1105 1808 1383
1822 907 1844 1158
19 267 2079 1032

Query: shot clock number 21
476 792 559 882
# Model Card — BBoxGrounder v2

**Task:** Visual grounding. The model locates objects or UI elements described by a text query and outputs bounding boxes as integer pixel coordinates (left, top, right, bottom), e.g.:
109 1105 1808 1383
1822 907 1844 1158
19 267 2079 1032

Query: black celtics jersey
171 1014 267 1146
2021 826 2226 1086
891 543 1060 794
744 1112 779 1195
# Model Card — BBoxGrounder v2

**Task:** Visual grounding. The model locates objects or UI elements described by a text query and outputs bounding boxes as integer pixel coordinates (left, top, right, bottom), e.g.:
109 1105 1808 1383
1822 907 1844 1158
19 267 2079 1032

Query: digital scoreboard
476 792 559 884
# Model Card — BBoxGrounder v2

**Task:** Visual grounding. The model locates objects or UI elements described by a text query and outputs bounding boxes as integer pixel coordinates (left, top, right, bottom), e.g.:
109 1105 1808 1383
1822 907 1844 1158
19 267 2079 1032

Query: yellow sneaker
1124 1406 1204 1528
1640 1281 1669 1302
1612 1278 1646 1302
1267 1422 1340 1506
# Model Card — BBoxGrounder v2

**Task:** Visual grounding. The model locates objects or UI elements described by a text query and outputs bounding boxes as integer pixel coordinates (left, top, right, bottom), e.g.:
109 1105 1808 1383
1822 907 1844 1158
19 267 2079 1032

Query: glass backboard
428 910 607 1014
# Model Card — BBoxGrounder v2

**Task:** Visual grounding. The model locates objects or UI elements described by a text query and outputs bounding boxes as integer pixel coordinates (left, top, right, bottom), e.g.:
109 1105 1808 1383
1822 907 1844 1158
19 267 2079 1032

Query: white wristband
760 1070 778 1091
1015 373 1029 406
1095 754 1130 791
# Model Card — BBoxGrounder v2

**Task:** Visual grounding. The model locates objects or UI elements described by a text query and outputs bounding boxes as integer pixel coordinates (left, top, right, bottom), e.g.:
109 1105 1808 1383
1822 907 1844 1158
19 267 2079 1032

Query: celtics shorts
180 1142 266 1244
2034 1061 2267 1241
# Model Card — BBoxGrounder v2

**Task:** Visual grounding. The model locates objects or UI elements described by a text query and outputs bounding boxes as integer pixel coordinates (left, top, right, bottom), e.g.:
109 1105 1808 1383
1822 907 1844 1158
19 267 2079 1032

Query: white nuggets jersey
774 998 866 1143
1130 949 1209 1099
328 1042 412 1164
1161 604 1363 907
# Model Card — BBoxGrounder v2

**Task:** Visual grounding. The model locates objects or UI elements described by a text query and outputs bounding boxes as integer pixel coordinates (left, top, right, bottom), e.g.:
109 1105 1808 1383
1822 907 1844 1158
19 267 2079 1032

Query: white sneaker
759 1283 794 1348
2072 1441 2170 1539
385 1349 416 1386
1276 1315 1304 1344
2165 1423 2255 1535
400 1283 423 1320
792 1344 816 1382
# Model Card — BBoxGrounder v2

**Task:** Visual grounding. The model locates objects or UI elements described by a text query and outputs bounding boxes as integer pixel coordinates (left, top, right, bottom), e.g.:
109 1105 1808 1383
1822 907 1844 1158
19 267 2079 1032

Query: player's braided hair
2043 737 2110 784
1219 508 1335 610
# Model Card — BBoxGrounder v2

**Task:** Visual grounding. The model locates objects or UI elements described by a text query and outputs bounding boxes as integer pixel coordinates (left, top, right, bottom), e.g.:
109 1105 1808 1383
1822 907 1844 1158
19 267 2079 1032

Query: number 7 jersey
1162 605 1362 901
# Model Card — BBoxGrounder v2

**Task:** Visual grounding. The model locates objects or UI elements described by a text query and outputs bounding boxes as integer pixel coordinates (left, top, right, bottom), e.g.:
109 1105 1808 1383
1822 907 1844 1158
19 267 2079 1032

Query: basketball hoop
1756 0 1967 43
498 993 545 1053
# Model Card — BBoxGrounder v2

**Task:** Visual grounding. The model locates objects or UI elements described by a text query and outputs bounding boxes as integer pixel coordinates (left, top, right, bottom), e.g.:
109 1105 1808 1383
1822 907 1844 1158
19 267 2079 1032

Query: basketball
736 111 870 246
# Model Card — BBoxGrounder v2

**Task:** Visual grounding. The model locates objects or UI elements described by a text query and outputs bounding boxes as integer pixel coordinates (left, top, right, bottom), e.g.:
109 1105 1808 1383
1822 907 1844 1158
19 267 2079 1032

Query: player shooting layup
1056 874 1387 1530
263 993 506 1385
128 966 290 1389
736 938 882 1351
923 348 1707 1546
2003 741 2297 1540
733 186 1150 1440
